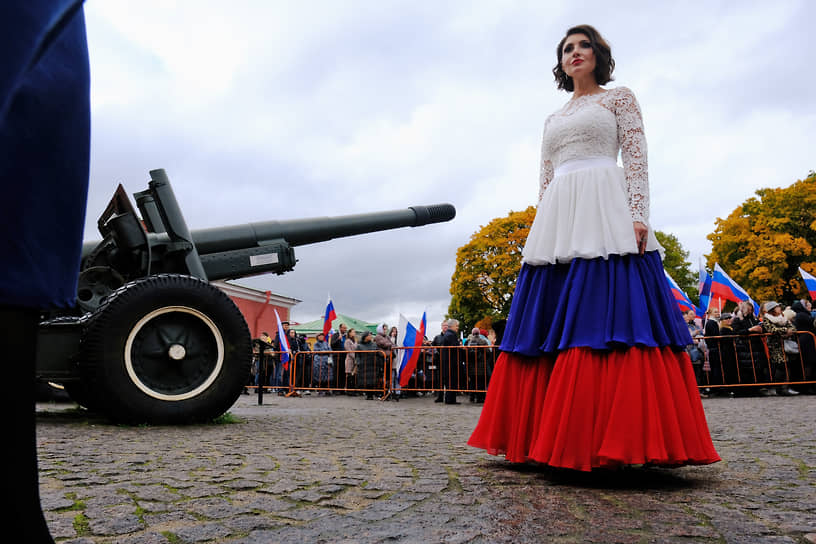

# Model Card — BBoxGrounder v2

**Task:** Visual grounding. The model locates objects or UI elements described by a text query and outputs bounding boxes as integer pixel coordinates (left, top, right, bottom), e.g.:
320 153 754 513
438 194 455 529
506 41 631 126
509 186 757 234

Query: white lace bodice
538 86 649 223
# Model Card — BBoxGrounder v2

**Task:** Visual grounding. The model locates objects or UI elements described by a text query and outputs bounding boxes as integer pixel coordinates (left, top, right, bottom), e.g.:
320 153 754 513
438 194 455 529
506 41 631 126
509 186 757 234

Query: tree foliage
707 171 816 303
447 207 535 328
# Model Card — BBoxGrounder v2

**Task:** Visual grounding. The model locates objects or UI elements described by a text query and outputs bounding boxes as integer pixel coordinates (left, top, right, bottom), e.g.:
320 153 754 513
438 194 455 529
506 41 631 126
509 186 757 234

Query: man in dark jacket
439 319 462 404
790 300 815 387
431 321 448 401
330 323 348 386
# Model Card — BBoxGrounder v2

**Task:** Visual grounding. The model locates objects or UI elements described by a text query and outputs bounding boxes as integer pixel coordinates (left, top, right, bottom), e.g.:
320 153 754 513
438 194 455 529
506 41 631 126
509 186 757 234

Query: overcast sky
82 0 815 331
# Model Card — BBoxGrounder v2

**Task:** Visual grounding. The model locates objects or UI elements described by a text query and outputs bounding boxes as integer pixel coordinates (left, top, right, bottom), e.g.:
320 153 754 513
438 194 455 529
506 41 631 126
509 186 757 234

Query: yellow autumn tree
447 206 536 328
707 171 816 302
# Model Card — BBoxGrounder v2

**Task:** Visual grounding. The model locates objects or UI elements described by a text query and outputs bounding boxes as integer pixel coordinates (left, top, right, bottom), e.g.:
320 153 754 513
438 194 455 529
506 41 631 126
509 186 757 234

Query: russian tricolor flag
711 263 758 314
698 259 712 313
799 267 816 301
396 312 426 387
664 269 700 317
274 309 290 370
322 295 336 337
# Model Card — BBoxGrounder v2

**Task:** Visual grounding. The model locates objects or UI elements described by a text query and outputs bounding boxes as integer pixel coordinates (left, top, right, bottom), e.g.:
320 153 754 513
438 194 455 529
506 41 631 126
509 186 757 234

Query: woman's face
770 306 782 316
561 33 596 80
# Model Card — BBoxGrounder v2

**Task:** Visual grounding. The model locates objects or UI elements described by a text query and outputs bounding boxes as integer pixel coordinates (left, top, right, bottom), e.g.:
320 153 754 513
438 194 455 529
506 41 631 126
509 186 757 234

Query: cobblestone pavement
36 392 815 543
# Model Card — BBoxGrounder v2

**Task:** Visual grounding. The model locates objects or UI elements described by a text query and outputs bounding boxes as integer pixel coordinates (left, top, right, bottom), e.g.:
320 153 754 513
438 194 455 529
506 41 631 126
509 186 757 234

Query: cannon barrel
190 203 456 255
79 169 456 286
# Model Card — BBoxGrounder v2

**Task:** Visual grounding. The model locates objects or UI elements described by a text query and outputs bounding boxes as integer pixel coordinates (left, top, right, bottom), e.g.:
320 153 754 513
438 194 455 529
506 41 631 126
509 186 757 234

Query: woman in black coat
731 301 767 383
355 332 385 399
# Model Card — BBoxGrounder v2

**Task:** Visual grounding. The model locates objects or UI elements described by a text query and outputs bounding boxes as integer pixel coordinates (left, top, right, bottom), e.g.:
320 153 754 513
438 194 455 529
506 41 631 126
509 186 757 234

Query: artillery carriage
36 169 455 423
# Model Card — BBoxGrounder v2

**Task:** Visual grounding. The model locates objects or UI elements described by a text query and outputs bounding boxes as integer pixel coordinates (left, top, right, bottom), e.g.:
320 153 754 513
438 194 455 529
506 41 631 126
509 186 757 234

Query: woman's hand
633 221 648 255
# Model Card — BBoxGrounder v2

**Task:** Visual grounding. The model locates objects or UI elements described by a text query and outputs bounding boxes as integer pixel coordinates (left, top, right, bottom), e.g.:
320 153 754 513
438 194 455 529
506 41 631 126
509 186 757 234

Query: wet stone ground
36 392 815 543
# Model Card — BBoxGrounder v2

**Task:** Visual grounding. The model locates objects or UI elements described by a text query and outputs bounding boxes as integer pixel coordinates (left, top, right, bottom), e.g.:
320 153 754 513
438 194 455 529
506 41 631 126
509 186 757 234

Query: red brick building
212 281 300 339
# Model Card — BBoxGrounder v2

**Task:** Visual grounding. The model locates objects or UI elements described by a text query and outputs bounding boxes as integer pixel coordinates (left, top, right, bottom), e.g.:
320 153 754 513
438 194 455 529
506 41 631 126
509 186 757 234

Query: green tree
707 171 816 302
447 207 536 328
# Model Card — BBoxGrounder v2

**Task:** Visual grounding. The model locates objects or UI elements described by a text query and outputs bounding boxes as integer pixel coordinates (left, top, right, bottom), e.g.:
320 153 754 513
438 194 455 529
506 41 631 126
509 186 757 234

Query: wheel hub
168 344 187 360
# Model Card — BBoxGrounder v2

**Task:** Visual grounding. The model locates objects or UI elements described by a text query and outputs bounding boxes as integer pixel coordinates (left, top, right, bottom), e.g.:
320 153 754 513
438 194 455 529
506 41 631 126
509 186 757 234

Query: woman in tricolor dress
467 25 720 471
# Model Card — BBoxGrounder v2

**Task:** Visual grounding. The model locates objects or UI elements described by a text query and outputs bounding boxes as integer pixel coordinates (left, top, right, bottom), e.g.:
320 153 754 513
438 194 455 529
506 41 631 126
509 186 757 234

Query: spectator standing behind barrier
791 300 816 392
466 328 489 403
762 301 799 396
684 310 705 387
255 332 273 387
438 319 462 404
704 307 722 388
717 313 738 392
271 321 290 394
312 333 333 394
375 324 399 401
431 322 449 399
344 328 357 391
732 300 768 387
356 331 383 400
291 331 312 390
330 323 347 387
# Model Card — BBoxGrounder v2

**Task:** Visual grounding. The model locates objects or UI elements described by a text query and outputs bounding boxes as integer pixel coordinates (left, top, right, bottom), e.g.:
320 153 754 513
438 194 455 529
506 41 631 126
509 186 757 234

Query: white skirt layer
522 156 663 265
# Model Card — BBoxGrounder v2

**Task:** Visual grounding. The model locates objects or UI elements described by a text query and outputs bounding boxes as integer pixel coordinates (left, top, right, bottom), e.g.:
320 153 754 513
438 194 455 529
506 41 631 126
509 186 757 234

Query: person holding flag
272 311 291 395
698 259 712 316
395 313 427 391
664 269 700 318
711 263 758 315
322 295 337 338
798 267 816 301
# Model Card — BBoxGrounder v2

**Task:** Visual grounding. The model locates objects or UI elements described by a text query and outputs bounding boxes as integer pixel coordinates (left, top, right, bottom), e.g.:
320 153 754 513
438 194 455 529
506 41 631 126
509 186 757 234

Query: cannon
36 169 455 424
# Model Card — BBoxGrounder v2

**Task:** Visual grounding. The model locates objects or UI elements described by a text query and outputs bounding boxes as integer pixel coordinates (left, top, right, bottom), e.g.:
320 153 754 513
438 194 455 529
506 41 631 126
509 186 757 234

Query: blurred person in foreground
0 2 91 540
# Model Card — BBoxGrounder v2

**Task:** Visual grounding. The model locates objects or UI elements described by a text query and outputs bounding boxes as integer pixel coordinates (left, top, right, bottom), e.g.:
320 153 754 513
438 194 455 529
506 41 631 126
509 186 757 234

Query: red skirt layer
467 346 720 471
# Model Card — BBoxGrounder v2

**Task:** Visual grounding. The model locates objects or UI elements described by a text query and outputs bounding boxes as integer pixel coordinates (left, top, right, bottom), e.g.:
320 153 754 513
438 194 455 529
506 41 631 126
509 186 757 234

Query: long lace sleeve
538 118 554 202
613 87 649 223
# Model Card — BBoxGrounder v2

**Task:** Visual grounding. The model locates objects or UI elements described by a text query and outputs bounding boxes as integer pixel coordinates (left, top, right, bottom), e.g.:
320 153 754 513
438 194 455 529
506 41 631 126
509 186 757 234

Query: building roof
292 313 378 335
212 281 301 307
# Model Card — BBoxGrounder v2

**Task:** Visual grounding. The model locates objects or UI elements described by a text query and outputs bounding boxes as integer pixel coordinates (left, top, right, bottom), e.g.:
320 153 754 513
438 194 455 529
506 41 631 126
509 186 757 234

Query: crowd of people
250 319 499 403
684 299 816 396
250 298 816 403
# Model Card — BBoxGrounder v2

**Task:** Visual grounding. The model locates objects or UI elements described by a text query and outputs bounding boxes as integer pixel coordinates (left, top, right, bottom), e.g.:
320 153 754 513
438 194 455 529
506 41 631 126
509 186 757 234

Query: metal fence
692 330 816 390
248 332 816 401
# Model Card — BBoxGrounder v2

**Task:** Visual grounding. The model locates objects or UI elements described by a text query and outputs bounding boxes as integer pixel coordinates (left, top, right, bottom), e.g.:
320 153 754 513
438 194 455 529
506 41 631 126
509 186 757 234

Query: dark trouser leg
1 306 54 543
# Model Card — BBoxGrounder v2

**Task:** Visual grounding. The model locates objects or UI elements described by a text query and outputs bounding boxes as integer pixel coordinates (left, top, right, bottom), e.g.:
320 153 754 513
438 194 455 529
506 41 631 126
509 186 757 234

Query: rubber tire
80 274 251 424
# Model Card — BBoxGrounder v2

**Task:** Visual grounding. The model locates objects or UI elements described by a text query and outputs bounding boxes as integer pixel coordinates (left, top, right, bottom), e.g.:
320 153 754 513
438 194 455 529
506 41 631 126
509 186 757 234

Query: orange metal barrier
247 345 499 400
691 330 816 389
248 333 815 402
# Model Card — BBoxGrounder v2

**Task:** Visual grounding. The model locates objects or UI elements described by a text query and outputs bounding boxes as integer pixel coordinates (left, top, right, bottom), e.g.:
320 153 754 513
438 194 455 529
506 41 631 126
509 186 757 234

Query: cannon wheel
80 274 251 424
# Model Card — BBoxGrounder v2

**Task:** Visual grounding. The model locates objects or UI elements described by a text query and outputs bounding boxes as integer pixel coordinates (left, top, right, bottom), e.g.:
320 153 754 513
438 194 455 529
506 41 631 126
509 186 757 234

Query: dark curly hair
552 25 615 92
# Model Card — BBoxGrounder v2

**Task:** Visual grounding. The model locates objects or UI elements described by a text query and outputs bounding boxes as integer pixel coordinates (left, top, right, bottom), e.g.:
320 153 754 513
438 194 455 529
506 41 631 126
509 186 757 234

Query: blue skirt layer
501 251 692 356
